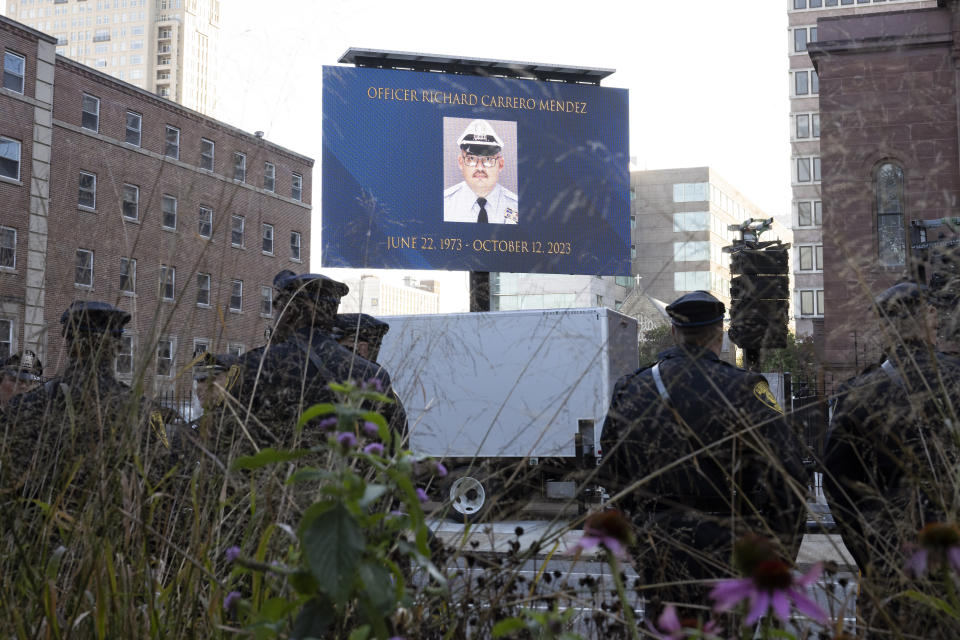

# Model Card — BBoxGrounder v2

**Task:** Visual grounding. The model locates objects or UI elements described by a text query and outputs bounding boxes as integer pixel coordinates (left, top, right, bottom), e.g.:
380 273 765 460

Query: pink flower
363 442 384 456
710 560 828 626
646 605 722 640
906 523 960 577
570 510 635 559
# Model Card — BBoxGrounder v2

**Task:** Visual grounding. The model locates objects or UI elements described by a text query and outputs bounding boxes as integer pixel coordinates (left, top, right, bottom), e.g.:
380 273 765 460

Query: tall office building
4 0 219 115
787 0 934 341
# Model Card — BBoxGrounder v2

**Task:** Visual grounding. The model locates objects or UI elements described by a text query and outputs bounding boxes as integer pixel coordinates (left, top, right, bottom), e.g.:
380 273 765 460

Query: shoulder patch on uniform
504 207 518 224
753 381 783 414
149 410 171 449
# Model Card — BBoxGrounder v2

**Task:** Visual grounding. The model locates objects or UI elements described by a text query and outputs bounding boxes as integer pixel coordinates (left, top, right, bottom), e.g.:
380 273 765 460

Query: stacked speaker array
728 246 790 349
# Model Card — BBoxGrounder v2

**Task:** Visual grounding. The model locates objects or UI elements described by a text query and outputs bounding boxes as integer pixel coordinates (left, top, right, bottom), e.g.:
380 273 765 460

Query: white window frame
290 230 301 261
115 333 135 377
792 69 819 97
125 110 141 146
233 152 246 182
164 124 179 159
0 317 12 360
122 183 139 220
229 279 243 312
200 138 214 171
161 194 177 230
81 93 100 131
119 256 136 293
791 0 825 10
798 289 825 317
75 248 93 287
260 285 273 317
78 171 96 210
0 226 16 270
793 26 818 53
3 51 26 94
0 136 22 181
156 335 175 378
796 200 822 228
198 205 212 238
797 244 823 272
227 342 244 357
231 214 244 248
291 172 302 201
264 162 275 192
192 337 210 362
793 112 820 141
196 272 211 307
794 156 821 184
261 223 274 255
160 264 175 301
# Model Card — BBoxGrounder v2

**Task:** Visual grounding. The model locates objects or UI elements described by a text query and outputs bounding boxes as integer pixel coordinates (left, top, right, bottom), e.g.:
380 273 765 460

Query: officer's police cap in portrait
457 119 503 156
0 350 43 382
665 290 726 327
332 313 390 341
273 270 349 304
60 301 131 337
874 281 929 317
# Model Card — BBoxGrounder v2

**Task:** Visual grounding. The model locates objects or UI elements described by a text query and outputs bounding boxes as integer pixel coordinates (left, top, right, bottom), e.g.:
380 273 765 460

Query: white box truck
378 307 638 521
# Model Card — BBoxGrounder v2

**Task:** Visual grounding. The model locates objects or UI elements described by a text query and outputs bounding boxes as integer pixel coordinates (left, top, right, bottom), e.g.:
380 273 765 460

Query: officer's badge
753 381 783 414
149 410 171 449
505 208 518 224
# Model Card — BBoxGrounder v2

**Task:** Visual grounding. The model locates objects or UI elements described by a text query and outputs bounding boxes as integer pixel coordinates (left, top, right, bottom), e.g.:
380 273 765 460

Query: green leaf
256 597 300 622
287 468 333 485
290 597 336 640
492 617 527 637
298 500 336 538
359 484 388 509
357 562 396 615
289 570 319 596
359 411 388 430
297 403 337 428
230 448 307 471
347 626 371 640
902 589 960 617
301 502 365 605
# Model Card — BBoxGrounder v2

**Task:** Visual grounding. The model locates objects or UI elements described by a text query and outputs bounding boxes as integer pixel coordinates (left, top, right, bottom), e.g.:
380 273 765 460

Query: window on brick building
75 248 93 287
164 125 179 159
799 289 825 316
876 162 906 266
115 334 134 377
78 171 96 209
227 343 243 357
156 337 174 377
0 226 15 269
233 152 245 182
0 318 11 360
200 138 214 170
160 264 175 300
3 51 26 94
260 285 272 317
291 172 302 201
229 279 243 312
290 230 301 261
196 272 211 306
264 162 275 192
231 215 244 247
797 245 823 271
0 137 21 181
161 194 177 229
797 201 822 227
198 206 212 238
125 110 141 146
122 183 139 220
81 93 99 131
119 256 135 293
261 223 274 254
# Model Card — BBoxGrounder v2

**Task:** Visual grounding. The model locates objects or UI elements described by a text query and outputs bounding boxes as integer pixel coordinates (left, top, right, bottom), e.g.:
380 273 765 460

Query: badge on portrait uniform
505 207 518 224
753 381 783 413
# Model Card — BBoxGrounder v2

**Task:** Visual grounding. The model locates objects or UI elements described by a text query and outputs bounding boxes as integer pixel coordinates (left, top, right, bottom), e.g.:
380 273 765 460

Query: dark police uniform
600 291 805 612
824 283 960 635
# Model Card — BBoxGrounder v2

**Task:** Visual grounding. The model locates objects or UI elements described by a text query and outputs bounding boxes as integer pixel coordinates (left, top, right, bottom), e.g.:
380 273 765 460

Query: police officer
824 282 960 635
0 350 43 406
231 271 404 447
600 291 806 616
443 119 518 224
332 313 390 362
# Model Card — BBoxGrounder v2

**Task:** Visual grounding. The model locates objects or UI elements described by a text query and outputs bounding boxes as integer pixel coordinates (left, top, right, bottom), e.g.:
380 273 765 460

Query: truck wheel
445 467 498 522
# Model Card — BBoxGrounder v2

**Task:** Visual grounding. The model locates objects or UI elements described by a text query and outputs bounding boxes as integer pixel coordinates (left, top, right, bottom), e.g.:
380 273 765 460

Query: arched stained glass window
876 162 905 266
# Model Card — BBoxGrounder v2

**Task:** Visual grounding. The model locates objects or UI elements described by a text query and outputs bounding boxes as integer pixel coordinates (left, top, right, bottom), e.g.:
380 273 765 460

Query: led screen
322 65 630 274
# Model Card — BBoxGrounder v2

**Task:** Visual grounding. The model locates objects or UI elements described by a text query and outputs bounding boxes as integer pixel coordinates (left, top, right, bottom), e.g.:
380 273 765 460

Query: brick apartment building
808 0 960 377
1 15 312 393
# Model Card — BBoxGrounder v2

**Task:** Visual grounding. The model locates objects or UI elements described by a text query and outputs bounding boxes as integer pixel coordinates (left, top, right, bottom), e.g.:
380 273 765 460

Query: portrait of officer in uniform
443 118 519 224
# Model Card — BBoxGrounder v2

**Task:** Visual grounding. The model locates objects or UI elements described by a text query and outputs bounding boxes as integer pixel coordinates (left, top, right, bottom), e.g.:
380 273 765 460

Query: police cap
273 270 349 304
666 291 725 327
60 301 131 337
874 282 929 317
0 350 43 383
332 313 390 342
457 119 503 156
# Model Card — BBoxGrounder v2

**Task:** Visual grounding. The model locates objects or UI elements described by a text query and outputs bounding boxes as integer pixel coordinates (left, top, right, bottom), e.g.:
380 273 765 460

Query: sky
216 0 791 310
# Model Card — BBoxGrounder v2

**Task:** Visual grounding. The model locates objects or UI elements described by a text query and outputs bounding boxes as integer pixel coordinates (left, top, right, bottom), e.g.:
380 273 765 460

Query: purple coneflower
710 559 828 626
646 605 722 640
416 487 429 503
906 522 960 577
337 431 357 448
363 442 385 456
224 545 241 564
318 416 338 431
223 590 242 612
362 421 379 437
570 510 635 559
